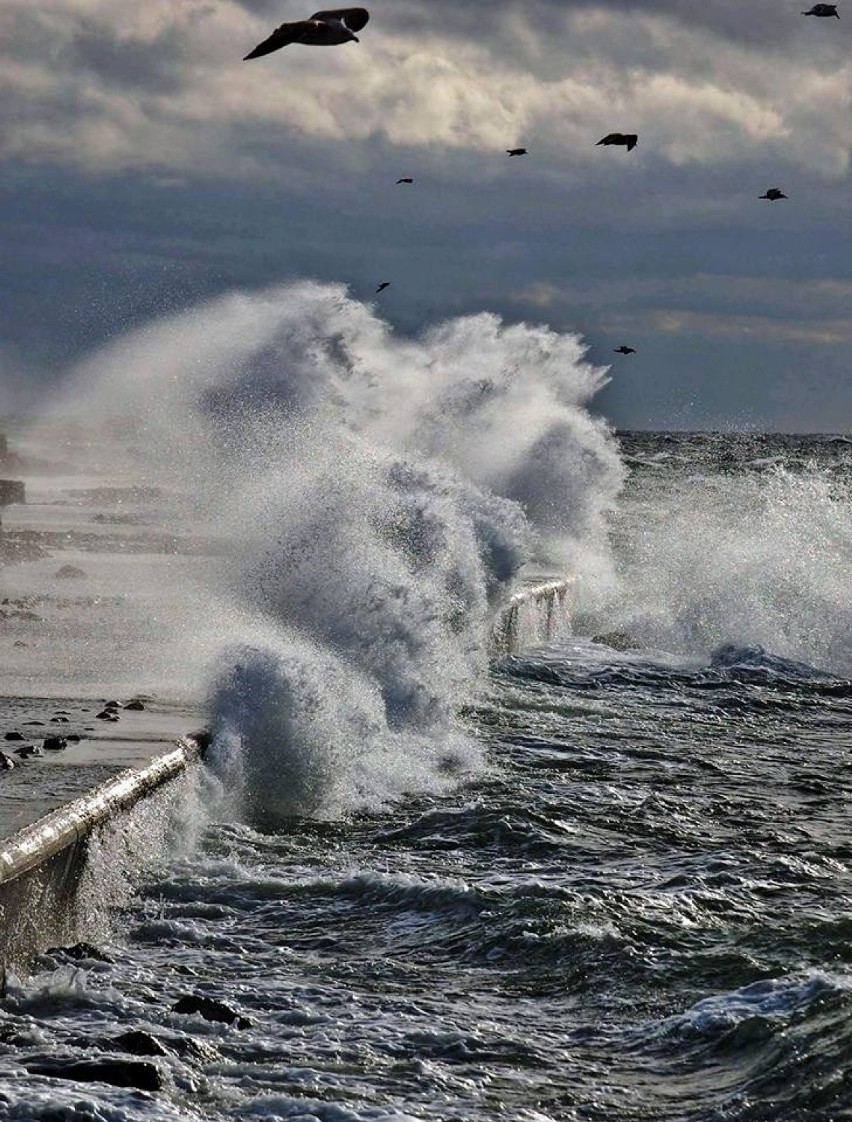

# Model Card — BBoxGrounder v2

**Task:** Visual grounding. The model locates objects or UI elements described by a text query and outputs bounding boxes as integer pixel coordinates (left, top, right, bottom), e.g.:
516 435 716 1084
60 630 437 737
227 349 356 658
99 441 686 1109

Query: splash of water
590 464 852 673
47 281 622 818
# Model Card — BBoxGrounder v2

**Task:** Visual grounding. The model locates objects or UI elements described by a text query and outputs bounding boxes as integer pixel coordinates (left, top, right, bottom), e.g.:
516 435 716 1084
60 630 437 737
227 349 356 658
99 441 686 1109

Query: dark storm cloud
62 18 192 94
6 11 193 93
2 0 852 428
374 0 815 47
231 0 800 43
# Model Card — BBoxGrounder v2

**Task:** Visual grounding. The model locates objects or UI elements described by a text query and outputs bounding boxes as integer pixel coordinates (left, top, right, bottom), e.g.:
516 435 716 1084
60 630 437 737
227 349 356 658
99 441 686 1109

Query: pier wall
0 578 571 971
0 737 203 972
489 578 573 657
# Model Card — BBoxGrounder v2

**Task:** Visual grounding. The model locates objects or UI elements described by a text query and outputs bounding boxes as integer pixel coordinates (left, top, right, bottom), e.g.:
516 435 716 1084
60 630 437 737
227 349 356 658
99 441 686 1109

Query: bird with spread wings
244 8 370 60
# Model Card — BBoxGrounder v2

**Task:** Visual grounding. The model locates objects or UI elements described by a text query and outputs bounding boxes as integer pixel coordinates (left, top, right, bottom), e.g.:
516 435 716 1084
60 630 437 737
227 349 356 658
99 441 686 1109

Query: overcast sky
2 0 852 429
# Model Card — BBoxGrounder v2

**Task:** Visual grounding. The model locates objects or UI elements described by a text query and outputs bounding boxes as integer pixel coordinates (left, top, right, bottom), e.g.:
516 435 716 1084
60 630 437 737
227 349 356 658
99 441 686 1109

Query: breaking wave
584 459 852 675
57 280 622 819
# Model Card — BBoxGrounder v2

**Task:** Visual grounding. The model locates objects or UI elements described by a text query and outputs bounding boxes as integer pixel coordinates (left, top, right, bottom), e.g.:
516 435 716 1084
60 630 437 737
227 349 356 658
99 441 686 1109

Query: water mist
41 281 622 819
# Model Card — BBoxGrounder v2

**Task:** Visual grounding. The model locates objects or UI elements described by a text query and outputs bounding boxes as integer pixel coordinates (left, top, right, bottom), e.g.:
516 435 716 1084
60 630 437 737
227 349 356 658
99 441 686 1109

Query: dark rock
0 752 15 771
66 733 81 742
46 942 113 963
4 732 24 741
0 1024 39 1046
25 1058 162 1092
42 736 68 751
95 710 119 721
172 994 251 1028
168 1034 220 1063
16 744 43 758
123 700 146 711
0 480 25 506
110 1030 172 1058
103 701 120 710
188 729 212 757
22 720 43 725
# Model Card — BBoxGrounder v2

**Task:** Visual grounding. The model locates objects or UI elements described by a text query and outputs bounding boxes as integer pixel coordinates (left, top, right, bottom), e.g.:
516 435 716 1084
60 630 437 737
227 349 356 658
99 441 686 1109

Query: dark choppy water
2 432 852 1121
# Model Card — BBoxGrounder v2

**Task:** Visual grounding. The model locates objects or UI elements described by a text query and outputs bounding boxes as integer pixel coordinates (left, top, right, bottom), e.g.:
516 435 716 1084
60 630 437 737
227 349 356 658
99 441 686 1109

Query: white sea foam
585 464 852 674
35 281 620 819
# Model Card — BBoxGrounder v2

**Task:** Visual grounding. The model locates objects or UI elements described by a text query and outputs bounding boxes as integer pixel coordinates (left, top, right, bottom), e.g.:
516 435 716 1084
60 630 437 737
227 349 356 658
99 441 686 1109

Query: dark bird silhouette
759 188 788 200
244 8 369 60
507 148 528 157
375 282 390 294
613 346 636 355
396 177 414 184
597 133 638 151
802 4 839 15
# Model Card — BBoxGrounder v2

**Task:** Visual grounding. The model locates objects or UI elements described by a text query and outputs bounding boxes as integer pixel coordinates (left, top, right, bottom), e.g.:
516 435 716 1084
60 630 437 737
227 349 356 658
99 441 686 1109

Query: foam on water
34 280 621 819
583 459 852 674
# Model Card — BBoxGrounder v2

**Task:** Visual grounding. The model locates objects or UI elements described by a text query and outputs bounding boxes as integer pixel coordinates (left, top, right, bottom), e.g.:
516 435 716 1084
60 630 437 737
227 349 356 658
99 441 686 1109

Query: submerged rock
42 736 68 751
167 1034 221 1063
46 942 114 963
172 994 251 1028
26 1057 162 1091
123 699 146 711
3 732 24 741
110 1030 172 1058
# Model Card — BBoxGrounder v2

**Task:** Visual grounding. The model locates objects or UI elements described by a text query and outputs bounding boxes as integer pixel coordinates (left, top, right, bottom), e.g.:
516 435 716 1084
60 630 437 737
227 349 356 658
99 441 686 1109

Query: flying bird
613 346 636 355
244 8 369 60
507 148 528 157
759 188 788 200
396 177 414 184
597 133 638 151
802 4 839 15
375 282 390 293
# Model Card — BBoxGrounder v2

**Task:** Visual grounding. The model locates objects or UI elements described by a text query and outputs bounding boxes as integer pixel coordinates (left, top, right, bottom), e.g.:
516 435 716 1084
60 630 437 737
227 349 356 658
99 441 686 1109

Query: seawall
0 578 571 971
489 577 573 657
0 735 204 973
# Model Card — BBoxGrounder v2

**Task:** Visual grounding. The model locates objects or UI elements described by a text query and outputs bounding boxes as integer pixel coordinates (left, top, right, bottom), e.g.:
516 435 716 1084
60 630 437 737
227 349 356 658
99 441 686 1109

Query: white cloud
3 0 852 179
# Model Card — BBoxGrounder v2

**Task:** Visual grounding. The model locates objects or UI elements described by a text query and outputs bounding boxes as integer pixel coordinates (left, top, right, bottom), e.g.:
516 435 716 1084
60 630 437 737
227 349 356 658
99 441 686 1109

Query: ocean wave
53 281 620 820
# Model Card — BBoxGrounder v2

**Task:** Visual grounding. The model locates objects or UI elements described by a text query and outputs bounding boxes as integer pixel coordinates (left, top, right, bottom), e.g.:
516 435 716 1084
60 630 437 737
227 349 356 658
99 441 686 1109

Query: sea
1 284 851 1121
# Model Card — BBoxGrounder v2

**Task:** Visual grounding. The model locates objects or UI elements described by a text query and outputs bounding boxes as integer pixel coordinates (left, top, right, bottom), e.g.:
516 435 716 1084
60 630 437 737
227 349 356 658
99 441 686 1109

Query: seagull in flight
396 177 414 184
375 282 390 294
613 346 636 355
244 8 370 60
507 148 528 157
597 133 638 151
802 4 839 15
759 188 788 200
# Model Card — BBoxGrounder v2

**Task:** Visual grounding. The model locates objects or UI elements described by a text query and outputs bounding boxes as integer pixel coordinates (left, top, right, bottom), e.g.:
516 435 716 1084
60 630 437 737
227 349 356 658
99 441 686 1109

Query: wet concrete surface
0 696 200 838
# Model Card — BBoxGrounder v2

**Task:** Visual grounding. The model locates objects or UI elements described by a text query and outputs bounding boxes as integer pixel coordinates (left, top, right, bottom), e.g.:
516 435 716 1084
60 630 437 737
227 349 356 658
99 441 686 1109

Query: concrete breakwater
0 736 204 972
0 578 571 971
489 577 573 657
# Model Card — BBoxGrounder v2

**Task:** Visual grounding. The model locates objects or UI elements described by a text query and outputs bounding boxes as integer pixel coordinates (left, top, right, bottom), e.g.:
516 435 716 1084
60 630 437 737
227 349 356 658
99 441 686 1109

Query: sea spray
584 459 852 673
46 280 622 817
